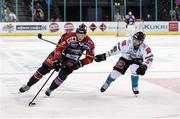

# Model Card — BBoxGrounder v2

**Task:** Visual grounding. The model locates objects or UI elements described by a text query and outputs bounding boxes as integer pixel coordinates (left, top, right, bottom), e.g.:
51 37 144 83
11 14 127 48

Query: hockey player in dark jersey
19 24 95 96
19 23 74 93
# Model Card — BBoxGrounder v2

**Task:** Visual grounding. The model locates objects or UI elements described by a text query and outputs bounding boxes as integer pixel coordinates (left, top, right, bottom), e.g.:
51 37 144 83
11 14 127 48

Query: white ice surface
0 35 180 119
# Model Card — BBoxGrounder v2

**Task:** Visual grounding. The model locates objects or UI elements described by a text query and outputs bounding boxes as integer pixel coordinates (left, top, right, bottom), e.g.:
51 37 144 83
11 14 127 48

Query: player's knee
38 64 51 75
110 70 122 79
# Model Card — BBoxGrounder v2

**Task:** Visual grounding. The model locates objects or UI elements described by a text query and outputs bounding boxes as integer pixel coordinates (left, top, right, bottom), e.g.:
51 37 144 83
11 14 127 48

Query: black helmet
76 24 87 34
133 31 146 41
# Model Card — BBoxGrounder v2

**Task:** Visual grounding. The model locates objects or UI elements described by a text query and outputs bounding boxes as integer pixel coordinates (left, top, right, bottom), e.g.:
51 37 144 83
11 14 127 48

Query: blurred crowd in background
1 0 180 22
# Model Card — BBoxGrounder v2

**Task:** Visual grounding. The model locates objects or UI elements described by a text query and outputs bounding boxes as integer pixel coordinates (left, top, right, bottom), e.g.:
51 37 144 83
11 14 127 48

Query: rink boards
0 21 180 37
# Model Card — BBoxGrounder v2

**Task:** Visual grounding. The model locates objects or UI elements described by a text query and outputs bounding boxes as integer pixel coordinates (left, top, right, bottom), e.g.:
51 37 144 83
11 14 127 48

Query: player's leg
100 70 121 92
45 67 73 96
19 53 54 93
130 64 140 94
100 57 130 92
131 75 139 94
19 64 51 93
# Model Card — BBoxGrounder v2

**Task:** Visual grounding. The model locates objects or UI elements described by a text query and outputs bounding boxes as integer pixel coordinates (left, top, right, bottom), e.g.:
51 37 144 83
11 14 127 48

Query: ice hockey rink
0 35 180 119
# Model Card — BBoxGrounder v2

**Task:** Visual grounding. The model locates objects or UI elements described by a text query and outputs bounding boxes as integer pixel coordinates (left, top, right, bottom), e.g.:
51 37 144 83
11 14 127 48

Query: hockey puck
38 33 42 39
28 102 36 106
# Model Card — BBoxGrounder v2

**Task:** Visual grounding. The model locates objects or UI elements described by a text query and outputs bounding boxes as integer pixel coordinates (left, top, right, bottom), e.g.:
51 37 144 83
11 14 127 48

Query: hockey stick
28 69 55 106
37 33 95 59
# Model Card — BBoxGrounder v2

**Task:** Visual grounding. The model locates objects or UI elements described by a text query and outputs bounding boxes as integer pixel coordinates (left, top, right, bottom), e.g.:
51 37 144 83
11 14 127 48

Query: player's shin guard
27 65 50 87
45 76 64 96
100 75 115 92
101 70 121 92
27 71 43 87
131 75 139 94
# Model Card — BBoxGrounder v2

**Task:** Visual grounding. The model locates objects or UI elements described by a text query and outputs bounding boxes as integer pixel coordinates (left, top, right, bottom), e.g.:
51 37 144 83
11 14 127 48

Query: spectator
125 11 136 37
169 9 177 21
175 6 180 21
105 15 109 21
114 12 123 21
33 3 44 21
2 7 10 22
160 9 169 21
9 10 17 22
144 14 152 21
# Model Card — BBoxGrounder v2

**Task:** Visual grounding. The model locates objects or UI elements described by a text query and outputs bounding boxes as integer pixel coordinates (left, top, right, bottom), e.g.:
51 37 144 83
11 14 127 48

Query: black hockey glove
136 64 147 75
53 60 61 71
95 53 106 62
71 60 83 70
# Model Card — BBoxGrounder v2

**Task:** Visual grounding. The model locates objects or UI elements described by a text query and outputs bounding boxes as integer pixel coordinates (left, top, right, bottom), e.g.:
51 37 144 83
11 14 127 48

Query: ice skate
19 85 30 93
45 88 53 96
132 87 139 96
100 82 110 92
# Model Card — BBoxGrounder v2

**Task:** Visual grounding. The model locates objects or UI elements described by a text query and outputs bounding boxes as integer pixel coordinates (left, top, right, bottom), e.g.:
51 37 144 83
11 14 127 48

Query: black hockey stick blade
28 101 36 106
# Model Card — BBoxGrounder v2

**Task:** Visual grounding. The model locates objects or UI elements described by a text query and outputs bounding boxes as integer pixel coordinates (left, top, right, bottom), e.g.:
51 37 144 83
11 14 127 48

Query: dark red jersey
54 32 95 66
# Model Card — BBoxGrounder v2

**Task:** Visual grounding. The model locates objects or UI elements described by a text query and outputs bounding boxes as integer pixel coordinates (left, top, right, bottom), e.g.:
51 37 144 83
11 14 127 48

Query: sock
27 70 44 87
131 75 139 88
49 76 64 90
106 75 115 84
27 75 39 87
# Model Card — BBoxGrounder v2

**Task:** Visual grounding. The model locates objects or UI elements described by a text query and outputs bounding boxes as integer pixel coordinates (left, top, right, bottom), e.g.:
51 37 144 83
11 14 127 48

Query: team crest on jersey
115 60 125 69
69 41 79 48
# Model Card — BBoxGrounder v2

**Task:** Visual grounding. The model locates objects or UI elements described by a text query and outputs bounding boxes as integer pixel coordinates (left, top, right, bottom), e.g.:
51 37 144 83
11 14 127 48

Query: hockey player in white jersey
95 31 153 95
125 11 136 37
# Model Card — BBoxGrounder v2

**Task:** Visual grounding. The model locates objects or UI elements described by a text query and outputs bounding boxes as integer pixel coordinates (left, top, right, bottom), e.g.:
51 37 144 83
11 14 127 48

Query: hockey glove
53 60 61 71
95 53 106 62
82 43 90 52
71 60 83 70
136 64 147 75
